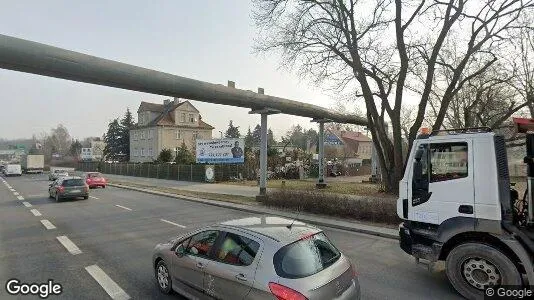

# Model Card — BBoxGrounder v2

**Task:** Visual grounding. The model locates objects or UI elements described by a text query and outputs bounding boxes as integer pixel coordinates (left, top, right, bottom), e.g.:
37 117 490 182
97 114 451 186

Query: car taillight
57 186 65 193
268 282 308 300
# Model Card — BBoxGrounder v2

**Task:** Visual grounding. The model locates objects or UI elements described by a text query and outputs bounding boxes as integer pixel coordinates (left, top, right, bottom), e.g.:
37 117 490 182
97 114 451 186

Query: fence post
167 164 170 179
190 165 193 181
177 165 180 180
156 164 159 178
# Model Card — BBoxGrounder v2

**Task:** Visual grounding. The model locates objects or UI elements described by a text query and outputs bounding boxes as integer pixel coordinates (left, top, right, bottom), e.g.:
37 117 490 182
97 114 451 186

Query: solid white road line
56 235 82 255
85 265 131 300
115 205 132 211
41 219 56 230
9 188 16 192
89 196 99 199
13 192 19 196
160 219 186 228
17 195 25 200
22 201 32 207
30 209 42 216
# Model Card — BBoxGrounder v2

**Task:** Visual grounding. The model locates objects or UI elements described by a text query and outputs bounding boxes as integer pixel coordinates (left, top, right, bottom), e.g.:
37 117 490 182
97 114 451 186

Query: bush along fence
263 189 400 225
77 162 255 182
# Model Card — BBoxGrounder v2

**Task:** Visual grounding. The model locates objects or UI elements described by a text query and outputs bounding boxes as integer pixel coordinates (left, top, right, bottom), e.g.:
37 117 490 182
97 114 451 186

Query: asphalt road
0 174 461 300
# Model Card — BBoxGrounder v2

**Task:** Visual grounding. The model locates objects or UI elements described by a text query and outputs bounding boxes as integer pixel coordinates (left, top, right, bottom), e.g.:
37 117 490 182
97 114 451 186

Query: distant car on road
4 164 22 176
49 169 69 181
48 176 89 201
152 216 360 300
83 172 107 189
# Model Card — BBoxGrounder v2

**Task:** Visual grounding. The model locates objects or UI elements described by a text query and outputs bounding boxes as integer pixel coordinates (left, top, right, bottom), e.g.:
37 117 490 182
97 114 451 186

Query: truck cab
397 127 534 299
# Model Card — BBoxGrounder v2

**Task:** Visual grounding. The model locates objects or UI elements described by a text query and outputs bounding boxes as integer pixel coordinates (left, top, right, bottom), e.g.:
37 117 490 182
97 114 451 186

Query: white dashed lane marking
89 196 99 199
115 205 132 211
56 236 82 255
17 196 24 200
22 201 32 207
85 265 130 300
41 220 56 230
13 192 19 196
160 219 186 228
30 209 42 216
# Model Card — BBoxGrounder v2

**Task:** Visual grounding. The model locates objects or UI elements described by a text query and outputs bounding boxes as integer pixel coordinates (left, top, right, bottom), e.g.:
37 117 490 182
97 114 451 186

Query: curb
109 183 399 240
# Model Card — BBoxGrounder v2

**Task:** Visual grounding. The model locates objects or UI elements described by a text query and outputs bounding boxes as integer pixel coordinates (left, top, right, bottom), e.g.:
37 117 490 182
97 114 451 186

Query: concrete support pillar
249 106 280 200
259 113 268 195
312 118 331 189
317 122 326 188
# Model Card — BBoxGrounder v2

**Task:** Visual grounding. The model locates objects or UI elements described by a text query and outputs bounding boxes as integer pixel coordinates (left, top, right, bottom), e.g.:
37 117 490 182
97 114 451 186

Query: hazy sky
0 0 342 141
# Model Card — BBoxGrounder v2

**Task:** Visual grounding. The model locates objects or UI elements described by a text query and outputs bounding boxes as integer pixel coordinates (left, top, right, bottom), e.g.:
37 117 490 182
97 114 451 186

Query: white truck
21 154 44 174
4 164 22 176
397 118 534 299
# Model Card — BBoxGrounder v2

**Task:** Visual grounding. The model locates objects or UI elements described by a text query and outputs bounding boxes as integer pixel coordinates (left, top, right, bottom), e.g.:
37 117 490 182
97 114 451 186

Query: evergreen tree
225 120 241 138
69 139 83 157
244 127 253 149
157 148 174 163
268 128 276 145
252 125 261 146
174 142 195 164
104 119 122 160
119 108 135 161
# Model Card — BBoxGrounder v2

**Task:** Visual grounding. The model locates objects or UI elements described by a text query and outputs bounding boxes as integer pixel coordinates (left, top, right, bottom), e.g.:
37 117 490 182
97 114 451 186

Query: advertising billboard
196 138 245 164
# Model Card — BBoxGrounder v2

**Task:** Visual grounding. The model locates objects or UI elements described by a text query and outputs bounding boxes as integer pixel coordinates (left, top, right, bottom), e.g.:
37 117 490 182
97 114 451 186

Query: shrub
264 190 400 225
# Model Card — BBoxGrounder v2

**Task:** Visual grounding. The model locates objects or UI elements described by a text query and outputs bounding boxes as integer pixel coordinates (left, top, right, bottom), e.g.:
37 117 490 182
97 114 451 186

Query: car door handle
235 274 247 282
196 262 205 269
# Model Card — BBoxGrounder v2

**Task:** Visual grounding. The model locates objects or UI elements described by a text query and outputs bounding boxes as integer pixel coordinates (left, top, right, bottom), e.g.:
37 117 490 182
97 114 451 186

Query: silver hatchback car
152 216 360 300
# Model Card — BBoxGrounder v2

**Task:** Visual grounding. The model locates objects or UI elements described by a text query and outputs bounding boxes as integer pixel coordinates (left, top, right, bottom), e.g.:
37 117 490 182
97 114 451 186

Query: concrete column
259 113 268 195
317 122 327 188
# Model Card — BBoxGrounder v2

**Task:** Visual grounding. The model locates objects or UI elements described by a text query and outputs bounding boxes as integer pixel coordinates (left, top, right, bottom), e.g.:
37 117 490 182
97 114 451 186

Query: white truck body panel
21 155 44 173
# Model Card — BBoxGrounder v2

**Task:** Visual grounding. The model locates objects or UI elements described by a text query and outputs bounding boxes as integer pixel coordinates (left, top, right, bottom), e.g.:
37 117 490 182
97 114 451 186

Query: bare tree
253 0 534 191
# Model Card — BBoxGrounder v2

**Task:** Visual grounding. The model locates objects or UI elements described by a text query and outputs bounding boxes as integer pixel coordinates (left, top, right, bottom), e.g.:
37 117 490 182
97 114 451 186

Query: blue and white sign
196 138 245 164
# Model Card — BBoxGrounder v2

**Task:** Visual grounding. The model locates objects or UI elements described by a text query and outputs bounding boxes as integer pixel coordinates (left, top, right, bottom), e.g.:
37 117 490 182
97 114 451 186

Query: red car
84 172 107 188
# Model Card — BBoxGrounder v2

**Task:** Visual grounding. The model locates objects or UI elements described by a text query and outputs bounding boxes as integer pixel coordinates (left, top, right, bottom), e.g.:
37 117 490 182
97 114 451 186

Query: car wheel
83 196 88 200
446 243 522 300
102 185 106 189
156 260 172 294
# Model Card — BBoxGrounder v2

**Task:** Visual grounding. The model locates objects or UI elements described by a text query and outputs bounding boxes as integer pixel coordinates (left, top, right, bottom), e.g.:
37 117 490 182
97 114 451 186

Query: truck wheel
446 243 521 300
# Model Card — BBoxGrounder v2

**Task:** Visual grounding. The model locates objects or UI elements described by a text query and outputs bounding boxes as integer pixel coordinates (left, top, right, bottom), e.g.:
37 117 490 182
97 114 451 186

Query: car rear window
273 232 341 279
62 179 84 187
88 173 102 178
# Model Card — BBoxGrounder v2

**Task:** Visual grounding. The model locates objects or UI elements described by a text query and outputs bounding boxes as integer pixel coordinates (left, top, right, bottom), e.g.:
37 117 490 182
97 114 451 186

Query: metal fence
77 162 254 182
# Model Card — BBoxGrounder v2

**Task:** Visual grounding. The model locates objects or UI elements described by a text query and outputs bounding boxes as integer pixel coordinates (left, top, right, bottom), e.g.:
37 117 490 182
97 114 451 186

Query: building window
133 149 138 157
141 148 145 156
181 113 186 123
176 130 182 139
148 129 153 139
192 131 199 140
149 148 153 157
189 114 195 123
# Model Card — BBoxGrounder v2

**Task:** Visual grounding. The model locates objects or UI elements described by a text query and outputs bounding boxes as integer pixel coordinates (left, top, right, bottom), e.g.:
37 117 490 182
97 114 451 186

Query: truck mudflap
497 234 534 286
399 224 413 255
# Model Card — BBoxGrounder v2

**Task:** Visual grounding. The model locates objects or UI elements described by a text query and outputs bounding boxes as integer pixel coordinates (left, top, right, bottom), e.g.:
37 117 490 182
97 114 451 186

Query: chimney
163 99 170 105
258 87 264 94
228 80 235 88
173 97 181 105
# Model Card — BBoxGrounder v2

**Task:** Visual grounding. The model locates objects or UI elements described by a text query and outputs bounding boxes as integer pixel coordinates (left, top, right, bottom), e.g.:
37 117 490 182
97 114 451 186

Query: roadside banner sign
196 138 245 164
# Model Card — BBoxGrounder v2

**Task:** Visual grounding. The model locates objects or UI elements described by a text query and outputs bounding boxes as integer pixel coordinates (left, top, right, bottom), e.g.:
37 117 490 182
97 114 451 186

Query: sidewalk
106 175 399 240
103 174 258 197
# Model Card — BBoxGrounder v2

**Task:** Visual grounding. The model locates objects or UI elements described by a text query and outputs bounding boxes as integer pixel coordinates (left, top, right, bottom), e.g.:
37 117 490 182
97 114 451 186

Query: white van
4 164 22 176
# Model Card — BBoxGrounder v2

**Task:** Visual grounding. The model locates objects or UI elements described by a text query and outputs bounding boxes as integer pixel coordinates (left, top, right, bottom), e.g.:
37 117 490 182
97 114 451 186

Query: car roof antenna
286 206 302 230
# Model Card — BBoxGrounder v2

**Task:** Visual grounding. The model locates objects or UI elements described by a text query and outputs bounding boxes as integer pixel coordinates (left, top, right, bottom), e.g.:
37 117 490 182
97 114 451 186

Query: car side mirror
414 149 424 161
175 244 185 257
